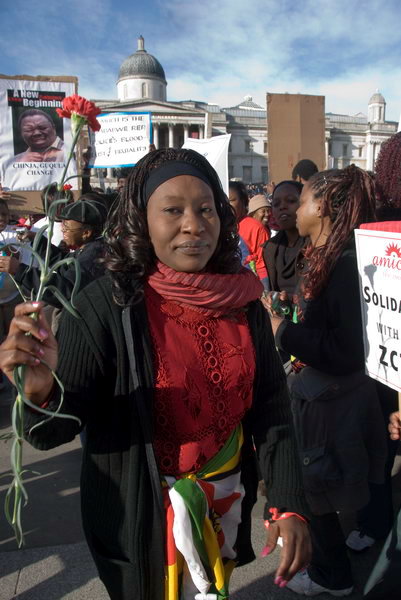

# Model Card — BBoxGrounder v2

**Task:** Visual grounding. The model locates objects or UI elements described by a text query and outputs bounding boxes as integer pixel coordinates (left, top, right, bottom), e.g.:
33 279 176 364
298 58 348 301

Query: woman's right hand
0 302 57 405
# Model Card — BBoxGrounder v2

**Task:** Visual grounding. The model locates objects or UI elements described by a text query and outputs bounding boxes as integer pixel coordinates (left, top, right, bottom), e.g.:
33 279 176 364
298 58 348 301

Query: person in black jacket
269 166 387 597
346 133 401 554
0 149 311 600
0 199 107 311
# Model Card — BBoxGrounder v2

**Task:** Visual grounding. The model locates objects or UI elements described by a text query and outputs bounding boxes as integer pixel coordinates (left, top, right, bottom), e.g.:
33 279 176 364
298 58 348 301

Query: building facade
91 38 399 184
326 92 398 171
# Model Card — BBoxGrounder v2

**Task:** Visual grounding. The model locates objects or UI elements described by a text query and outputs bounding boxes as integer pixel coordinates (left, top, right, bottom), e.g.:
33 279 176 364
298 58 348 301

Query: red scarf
147 261 264 317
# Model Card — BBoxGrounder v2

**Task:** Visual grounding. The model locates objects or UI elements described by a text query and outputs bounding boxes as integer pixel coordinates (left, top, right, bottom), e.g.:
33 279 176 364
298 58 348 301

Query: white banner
355 228 401 392
182 134 231 195
89 112 151 168
0 77 77 191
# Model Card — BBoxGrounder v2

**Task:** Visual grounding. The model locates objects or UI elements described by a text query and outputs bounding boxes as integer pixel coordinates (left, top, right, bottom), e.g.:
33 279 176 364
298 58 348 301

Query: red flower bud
56 94 101 132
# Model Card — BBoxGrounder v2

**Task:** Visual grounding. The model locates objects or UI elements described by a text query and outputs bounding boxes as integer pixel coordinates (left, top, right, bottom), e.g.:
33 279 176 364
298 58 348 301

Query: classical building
90 38 398 184
326 91 398 171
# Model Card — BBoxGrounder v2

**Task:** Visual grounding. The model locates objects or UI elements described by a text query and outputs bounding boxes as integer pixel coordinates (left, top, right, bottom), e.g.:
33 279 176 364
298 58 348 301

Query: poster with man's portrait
0 76 78 192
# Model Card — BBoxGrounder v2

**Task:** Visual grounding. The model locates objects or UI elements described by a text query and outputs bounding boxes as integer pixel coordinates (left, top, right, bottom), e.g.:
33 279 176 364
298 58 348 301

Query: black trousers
308 512 353 590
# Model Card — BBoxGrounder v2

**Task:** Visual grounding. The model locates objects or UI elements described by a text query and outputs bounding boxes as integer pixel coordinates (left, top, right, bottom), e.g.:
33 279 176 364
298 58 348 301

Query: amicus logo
373 242 401 269
385 243 401 258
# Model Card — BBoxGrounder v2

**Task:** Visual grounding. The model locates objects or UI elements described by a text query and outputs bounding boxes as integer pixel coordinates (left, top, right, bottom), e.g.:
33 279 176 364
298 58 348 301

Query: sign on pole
89 112 152 168
0 75 78 192
182 134 231 196
355 227 401 393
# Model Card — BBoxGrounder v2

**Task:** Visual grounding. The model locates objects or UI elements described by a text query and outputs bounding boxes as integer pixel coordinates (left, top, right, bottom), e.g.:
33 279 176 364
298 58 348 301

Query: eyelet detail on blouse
208 356 218 368
204 340 214 353
211 371 222 384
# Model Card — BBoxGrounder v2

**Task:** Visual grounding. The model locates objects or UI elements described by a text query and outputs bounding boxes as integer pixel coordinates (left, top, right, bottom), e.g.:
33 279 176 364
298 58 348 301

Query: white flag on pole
182 134 231 195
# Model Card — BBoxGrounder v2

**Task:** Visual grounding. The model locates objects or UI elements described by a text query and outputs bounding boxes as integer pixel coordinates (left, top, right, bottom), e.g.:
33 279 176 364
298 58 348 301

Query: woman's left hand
264 517 311 587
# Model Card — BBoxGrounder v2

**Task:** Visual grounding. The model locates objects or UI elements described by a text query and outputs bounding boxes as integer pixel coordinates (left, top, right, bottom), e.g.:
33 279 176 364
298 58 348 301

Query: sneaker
346 529 375 552
286 570 353 597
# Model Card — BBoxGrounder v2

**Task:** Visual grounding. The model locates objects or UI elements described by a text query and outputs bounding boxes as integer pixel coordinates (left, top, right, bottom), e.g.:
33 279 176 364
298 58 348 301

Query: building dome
118 36 166 83
369 89 385 105
117 36 167 102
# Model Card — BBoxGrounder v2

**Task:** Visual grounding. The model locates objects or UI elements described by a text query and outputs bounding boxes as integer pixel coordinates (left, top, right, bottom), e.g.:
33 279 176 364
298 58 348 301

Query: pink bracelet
264 507 307 528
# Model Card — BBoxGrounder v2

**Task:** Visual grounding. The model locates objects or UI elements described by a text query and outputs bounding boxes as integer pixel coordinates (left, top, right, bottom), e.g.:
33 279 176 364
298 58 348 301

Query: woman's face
253 206 270 226
296 182 323 240
228 188 247 221
271 183 300 231
147 174 221 273
0 206 10 232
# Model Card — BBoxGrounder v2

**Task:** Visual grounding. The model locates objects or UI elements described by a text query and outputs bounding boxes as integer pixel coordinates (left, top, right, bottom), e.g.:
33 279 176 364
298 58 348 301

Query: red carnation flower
56 94 101 132
63 184 73 190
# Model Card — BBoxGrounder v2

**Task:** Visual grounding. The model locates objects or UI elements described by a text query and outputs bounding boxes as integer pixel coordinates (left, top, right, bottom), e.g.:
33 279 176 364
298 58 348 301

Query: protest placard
89 112 151 168
0 75 78 193
182 134 231 195
355 227 401 393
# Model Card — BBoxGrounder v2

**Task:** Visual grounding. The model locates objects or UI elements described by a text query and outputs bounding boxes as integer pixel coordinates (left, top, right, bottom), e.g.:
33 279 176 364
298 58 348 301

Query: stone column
183 124 189 141
366 139 374 171
199 124 204 139
106 168 113 179
168 123 174 148
153 123 159 149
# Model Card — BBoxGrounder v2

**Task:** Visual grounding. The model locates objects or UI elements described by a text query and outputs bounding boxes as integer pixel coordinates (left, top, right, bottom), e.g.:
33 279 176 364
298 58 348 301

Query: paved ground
1 381 400 600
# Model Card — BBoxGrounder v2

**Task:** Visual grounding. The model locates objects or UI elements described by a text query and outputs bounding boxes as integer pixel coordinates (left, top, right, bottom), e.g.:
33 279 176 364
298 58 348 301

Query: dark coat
23 275 309 600
276 248 387 515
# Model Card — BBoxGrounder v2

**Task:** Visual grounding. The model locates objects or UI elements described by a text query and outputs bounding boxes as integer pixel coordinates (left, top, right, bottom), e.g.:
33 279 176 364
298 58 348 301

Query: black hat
60 200 107 227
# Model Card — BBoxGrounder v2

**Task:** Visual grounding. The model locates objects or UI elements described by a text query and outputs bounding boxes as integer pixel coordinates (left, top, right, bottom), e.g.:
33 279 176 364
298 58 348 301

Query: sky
1 0 401 122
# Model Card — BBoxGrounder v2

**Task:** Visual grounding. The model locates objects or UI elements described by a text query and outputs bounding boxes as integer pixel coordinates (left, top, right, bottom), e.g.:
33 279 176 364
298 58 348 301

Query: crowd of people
0 134 400 600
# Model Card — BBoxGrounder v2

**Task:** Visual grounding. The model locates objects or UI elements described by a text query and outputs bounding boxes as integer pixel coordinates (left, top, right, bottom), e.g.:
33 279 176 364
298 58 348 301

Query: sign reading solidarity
355 227 401 392
89 111 152 168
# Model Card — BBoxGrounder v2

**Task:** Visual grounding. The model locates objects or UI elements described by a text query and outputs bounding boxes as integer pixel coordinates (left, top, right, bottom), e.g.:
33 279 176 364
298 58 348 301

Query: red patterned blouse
145 284 256 475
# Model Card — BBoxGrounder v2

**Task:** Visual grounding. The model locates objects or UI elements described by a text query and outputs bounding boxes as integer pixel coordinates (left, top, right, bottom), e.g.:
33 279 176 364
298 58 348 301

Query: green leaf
42 285 81 318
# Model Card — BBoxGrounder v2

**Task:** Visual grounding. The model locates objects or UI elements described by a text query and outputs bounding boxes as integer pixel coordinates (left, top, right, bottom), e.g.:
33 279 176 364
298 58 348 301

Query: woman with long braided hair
375 131 401 217
269 165 387 597
0 148 310 600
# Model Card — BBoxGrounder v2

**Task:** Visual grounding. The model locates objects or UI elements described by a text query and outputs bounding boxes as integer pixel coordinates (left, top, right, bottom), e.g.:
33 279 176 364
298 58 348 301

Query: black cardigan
23 276 308 600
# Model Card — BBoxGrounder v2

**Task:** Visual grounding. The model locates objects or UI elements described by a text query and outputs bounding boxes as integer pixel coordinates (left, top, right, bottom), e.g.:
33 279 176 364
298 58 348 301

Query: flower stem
57 123 84 193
